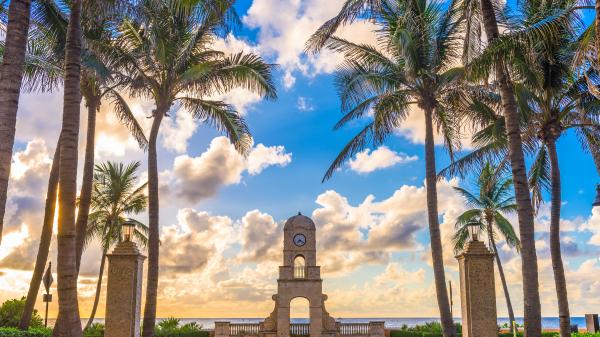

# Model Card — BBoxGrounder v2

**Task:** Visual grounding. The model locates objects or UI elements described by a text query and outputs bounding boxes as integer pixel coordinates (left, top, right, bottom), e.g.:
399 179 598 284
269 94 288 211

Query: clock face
293 234 306 247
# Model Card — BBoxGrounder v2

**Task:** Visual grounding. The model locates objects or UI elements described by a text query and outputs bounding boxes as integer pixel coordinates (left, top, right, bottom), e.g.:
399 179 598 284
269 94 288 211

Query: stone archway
290 297 310 336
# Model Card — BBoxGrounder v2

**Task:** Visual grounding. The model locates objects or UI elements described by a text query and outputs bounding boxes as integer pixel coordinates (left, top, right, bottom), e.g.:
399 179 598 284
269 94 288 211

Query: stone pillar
215 322 231 337
586 314 599 332
368 321 385 337
277 301 290 337
105 241 146 337
456 240 497 337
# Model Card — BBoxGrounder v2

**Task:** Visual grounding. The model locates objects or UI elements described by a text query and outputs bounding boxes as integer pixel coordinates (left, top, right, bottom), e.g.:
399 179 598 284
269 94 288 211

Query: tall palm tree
460 0 543 332
10 2 147 329
84 161 149 330
53 0 84 334
104 1 277 335
308 1 463 335
452 162 520 331
459 2 600 333
0 0 32 245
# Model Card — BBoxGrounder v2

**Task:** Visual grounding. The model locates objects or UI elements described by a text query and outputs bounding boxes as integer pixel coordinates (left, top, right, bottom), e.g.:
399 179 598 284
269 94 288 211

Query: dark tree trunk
424 107 455 337
75 92 100 272
486 219 516 332
596 0 600 72
547 140 571 337
0 0 32 245
141 111 164 337
19 135 61 330
478 0 542 335
84 249 107 331
53 0 83 336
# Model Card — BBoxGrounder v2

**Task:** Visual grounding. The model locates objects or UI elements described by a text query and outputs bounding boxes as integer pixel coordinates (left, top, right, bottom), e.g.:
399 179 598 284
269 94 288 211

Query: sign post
42 262 53 327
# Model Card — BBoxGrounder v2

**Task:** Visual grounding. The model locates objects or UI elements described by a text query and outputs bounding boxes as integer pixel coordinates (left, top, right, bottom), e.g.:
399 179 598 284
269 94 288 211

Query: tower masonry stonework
262 213 338 337
214 213 384 337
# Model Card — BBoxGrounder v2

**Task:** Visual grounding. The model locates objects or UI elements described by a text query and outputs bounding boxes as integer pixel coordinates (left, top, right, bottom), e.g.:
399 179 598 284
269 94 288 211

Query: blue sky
1 0 600 320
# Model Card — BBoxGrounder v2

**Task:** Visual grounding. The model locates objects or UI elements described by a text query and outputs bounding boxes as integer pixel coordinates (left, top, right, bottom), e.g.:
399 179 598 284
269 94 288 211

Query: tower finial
298 211 302 215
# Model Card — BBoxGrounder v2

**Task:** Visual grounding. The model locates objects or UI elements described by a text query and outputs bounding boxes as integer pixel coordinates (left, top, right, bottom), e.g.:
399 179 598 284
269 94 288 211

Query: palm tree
104 2 277 335
459 0 543 332
83 161 149 330
10 2 147 329
0 0 32 246
308 1 463 335
457 2 600 333
74 1 145 273
53 0 84 334
452 162 520 331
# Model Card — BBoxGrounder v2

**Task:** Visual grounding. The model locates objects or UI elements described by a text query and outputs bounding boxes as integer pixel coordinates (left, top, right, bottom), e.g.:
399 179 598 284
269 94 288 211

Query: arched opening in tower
290 297 310 336
293 255 306 279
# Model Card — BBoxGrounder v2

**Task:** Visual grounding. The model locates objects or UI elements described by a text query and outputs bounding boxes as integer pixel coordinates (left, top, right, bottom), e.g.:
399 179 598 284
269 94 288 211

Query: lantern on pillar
122 218 136 242
467 222 480 242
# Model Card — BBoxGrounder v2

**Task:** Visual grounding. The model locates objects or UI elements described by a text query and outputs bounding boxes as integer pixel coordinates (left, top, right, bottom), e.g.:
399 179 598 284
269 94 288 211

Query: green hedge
155 333 209 337
390 331 600 337
0 327 51 337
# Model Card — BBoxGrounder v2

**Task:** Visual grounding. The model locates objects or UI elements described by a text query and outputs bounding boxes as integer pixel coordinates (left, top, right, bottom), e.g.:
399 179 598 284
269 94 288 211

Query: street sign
43 262 53 293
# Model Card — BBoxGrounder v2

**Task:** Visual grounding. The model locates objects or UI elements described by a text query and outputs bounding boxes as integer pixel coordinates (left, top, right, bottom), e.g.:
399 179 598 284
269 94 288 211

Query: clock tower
262 213 337 337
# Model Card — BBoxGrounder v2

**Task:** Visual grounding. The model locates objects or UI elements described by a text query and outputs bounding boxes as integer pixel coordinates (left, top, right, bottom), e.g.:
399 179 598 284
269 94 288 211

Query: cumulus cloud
243 0 378 86
160 137 292 204
246 144 292 175
160 107 199 154
348 146 417 174
160 208 236 273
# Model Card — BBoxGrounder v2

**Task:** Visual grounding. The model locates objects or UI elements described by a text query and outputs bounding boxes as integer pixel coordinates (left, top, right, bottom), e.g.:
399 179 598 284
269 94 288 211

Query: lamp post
467 222 480 242
122 218 136 242
593 184 600 207
456 221 497 337
105 218 145 337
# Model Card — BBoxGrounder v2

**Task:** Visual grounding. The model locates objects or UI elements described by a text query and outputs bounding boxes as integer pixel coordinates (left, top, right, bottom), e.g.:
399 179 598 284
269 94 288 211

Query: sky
1 0 600 320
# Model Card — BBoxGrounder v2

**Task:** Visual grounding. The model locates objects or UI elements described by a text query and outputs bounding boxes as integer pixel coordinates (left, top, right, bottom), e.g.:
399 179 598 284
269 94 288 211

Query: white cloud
160 137 292 204
161 107 198 153
243 0 378 86
247 143 292 175
296 96 315 112
349 146 417 174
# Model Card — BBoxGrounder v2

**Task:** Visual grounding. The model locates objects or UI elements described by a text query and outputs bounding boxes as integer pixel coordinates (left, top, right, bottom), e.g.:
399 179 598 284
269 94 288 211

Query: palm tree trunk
53 0 83 336
424 107 455 337
478 0 542 335
596 0 600 71
142 111 165 337
84 249 107 331
19 134 61 330
75 94 100 272
546 140 571 337
486 220 516 332
0 0 32 245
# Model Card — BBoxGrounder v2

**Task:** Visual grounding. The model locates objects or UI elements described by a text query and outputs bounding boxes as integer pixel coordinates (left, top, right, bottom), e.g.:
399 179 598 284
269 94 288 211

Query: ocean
55 317 590 330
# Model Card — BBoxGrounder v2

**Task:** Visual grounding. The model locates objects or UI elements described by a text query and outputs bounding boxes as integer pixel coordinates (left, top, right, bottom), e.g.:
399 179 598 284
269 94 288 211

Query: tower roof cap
284 213 316 231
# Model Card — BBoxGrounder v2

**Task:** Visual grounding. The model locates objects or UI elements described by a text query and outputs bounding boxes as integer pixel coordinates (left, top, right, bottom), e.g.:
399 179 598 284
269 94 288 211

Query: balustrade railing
230 323 260 336
293 266 306 279
339 323 370 335
290 323 310 336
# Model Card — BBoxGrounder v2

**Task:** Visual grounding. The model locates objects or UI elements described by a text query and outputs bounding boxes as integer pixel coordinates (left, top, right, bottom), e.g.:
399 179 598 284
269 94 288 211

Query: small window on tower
293 255 306 279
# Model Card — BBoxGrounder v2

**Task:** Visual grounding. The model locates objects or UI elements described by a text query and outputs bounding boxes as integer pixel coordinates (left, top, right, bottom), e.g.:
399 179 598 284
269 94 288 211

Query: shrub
83 323 105 337
154 318 207 337
0 298 43 328
0 327 51 337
